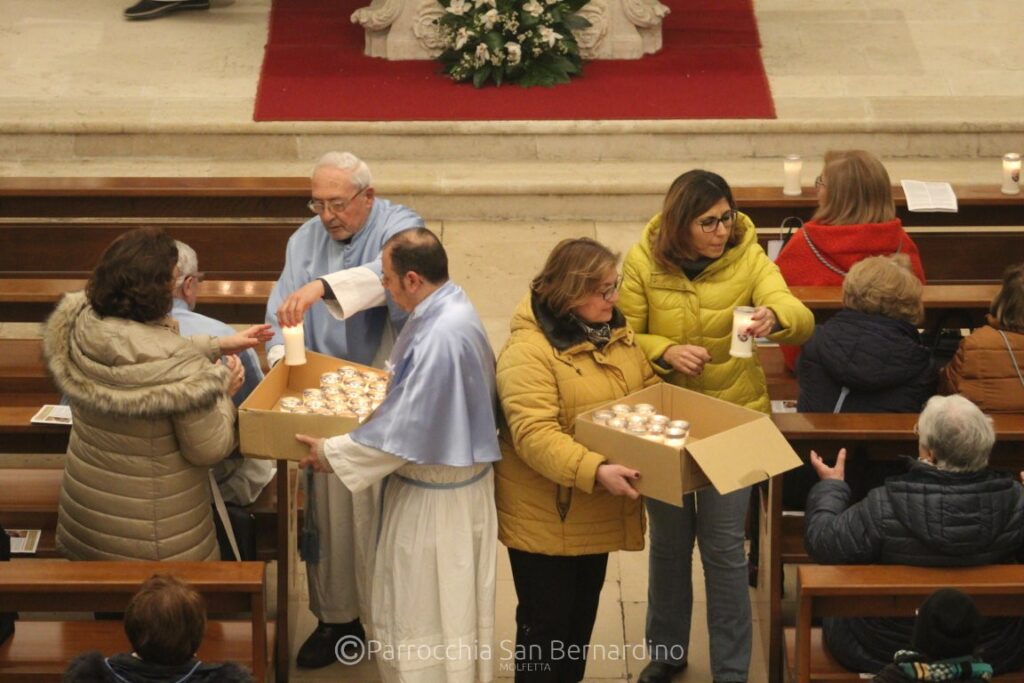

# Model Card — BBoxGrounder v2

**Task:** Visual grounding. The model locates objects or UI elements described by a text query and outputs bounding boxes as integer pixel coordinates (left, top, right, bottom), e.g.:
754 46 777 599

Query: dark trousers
508 548 608 683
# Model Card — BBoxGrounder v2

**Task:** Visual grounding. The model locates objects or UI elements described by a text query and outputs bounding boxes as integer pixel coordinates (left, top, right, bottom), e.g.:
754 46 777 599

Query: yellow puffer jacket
495 293 658 556
618 212 814 414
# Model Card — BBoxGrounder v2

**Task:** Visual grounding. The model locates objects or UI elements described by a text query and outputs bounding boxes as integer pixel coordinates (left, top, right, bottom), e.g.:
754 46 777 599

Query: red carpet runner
254 0 775 121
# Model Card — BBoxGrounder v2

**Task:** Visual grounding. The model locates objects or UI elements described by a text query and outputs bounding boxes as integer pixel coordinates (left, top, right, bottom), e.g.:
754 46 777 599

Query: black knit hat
912 588 981 659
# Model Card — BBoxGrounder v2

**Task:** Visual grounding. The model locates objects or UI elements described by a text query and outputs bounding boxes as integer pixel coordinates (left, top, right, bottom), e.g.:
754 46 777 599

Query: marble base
351 0 669 61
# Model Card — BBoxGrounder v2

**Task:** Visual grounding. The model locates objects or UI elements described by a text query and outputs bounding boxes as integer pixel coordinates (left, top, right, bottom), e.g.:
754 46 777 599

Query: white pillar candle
1002 153 1021 195
729 306 756 358
282 323 307 366
782 154 803 196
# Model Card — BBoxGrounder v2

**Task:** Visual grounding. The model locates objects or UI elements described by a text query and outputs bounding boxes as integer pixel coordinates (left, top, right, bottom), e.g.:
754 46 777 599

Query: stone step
0 158 1013 222
2 119 1022 166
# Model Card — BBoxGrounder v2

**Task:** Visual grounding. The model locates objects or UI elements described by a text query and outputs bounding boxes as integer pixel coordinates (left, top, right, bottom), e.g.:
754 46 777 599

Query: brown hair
531 238 618 317
87 227 178 322
813 150 896 225
991 262 1024 333
653 170 744 271
842 253 923 324
124 574 206 666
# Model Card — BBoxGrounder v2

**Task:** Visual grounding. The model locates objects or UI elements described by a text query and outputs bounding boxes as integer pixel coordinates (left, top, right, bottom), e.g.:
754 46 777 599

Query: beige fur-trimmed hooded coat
44 291 237 561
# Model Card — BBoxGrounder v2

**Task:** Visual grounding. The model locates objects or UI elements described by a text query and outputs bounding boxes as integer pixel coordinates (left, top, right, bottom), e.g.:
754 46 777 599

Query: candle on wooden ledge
783 154 803 196
1002 153 1021 195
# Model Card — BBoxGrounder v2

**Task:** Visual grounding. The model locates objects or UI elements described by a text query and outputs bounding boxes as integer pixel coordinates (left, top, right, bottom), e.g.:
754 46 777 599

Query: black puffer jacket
797 310 936 413
63 652 255 683
805 460 1024 674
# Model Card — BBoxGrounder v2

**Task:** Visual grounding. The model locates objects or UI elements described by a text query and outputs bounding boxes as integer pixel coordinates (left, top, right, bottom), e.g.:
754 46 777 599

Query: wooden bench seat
0 278 274 323
0 620 275 683
784 564 1024 683
0 560 270 681
0 467 301 562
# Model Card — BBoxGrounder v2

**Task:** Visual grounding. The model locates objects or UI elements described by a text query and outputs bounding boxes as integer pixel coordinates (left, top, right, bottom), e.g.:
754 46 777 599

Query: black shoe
124 0 210 20
638 660 688 683
296 619 365 669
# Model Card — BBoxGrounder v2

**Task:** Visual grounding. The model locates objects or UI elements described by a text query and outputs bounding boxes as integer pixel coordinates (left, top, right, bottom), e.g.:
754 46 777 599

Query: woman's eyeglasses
598 275 623 302
696 210 736 233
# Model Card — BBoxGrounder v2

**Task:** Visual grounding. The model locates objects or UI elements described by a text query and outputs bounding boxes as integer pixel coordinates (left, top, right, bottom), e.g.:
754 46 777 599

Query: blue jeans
645 487 752 682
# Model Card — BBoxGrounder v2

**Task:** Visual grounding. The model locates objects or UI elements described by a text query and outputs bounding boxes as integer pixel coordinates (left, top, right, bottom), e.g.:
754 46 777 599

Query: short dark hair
87 227 178 322
384 228 449 284
124 574 206 666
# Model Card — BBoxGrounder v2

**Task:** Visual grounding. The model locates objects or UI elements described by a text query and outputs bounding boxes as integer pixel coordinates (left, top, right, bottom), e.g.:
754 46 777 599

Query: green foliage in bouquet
436 0 591 87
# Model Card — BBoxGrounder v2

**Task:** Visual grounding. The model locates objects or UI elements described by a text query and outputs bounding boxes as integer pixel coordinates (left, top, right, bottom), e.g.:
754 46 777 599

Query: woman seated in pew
785 254 937 507
797 254 936 414
44 227 271 562
805 394 1024 676
64 573 255 682
775 149 926 372
496 237 657 682
940 262 1024 411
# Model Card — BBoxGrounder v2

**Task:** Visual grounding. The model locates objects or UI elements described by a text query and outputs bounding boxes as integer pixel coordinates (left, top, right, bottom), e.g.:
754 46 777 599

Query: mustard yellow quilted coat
495 294 658 556
618 212 814 414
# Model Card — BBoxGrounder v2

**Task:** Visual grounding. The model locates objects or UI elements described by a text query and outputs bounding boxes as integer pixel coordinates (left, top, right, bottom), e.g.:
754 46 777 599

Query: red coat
775 218 926 371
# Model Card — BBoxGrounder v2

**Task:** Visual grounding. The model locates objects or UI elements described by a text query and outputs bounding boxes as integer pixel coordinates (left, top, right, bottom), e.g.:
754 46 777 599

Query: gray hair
312 151 373 191
917 395 994 473
174 240 198 290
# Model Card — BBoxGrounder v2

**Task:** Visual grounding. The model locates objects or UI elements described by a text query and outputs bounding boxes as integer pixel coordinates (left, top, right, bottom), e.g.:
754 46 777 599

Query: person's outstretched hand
809 448 846 481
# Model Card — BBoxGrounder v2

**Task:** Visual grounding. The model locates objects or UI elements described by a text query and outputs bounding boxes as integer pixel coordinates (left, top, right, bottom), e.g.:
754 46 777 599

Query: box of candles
239 351 389 461
574 384 801 506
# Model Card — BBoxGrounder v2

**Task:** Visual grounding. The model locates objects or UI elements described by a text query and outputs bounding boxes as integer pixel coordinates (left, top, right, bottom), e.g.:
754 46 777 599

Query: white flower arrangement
437 0 590 87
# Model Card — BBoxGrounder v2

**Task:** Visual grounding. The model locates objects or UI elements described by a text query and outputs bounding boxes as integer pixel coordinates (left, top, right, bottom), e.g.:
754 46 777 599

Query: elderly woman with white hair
803 394 1024 675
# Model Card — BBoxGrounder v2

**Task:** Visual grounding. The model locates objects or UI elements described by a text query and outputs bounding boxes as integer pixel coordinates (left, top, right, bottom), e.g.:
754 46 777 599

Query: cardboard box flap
686 418 802 495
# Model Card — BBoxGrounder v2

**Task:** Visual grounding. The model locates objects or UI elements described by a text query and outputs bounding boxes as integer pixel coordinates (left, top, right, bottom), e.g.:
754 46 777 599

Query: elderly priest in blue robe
296 228 501 683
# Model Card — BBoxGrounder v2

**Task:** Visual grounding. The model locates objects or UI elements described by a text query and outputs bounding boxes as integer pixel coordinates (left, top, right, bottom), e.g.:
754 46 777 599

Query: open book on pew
30 404 72 425
900 179 958 212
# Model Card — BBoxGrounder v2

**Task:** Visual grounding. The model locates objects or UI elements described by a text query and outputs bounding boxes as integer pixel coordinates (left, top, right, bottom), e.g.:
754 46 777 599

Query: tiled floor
284 543 771 683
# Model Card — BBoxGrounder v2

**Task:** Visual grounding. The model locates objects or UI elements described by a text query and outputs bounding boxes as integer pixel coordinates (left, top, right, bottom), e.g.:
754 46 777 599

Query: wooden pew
0 278 274 323
1 179 1022 225
1 179 1023 284
757 413 1024 683
0 560 271 682
785 564 1024 683
0 218 292 280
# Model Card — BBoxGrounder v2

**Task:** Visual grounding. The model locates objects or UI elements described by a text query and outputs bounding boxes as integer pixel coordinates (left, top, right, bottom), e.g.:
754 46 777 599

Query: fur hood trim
44 291 230 418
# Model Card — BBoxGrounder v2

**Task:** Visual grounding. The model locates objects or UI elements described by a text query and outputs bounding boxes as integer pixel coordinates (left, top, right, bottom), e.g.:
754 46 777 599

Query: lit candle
1002 153 1021 195
282 323 307 365
783 154 803 196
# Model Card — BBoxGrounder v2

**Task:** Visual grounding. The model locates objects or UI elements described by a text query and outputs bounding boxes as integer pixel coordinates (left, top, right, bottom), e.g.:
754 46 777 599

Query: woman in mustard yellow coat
496 238 659 682
618 170 813 683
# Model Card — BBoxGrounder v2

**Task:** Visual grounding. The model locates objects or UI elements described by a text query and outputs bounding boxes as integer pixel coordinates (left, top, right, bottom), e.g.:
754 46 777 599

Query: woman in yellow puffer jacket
496 238 659 682
618 170 813 683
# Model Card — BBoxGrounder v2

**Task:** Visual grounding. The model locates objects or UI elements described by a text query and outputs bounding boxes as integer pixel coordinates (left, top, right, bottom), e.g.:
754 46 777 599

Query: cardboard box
575 384 801 506
239 351 387 461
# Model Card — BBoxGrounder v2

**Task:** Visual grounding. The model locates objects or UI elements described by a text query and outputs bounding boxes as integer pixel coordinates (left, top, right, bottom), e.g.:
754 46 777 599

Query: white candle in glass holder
282 323 307 365
783 154 803 196
1002 153 1021 195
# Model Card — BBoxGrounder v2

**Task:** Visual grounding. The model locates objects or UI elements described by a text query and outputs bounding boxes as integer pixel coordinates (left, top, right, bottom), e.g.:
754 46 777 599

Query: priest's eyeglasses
599 275 623 302
696 210 736 233
308 187 366 215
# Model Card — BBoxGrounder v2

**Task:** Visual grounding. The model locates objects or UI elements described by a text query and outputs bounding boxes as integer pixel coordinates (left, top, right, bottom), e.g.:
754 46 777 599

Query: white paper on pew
6 529 40 554
900 179 958 212
30 404 72 425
